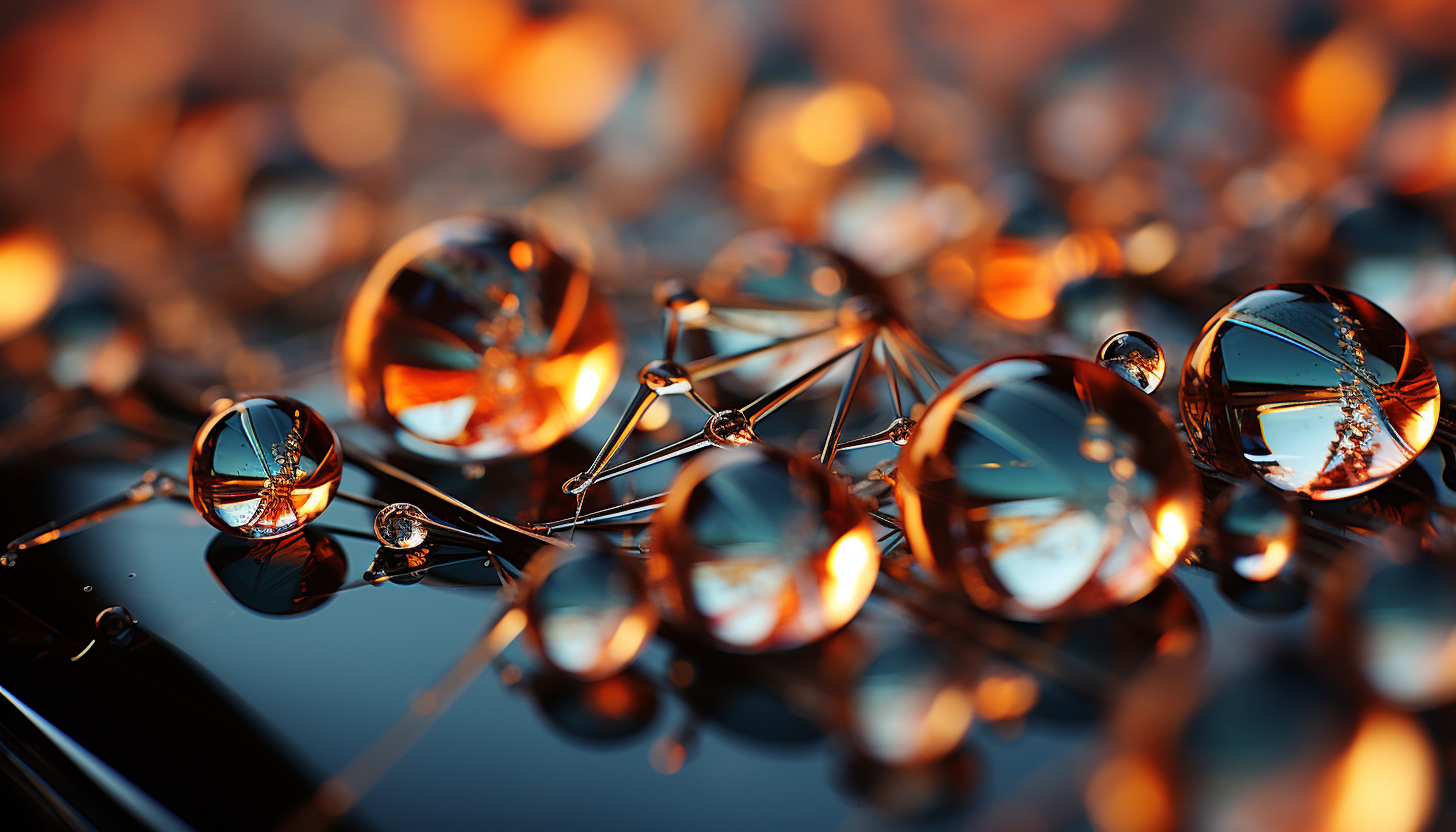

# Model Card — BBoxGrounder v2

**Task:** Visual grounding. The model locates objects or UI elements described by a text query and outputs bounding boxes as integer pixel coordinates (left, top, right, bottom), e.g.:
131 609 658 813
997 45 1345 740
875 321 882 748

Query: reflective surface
188 396 342 539
1181 283 1440 500
896 355 1200 621
649 446 880 651
522 537 658 680
341 217 621 459
205 527 348 616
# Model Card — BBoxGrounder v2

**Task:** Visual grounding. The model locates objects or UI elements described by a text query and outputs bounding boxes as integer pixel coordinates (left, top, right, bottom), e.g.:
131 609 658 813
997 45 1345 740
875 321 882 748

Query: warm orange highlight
0 228 64 342
1085 754 1174 832
1317 710 1437 832
1286 30 1393 159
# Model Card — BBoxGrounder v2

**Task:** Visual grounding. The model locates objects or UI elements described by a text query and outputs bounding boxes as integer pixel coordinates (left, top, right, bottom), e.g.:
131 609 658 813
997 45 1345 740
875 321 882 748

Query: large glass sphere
522 537 658 681
341 216 621 460
693 230 892 394
189 396 342 540
1180 283 1440 500
895 355 1200 622
648 446 881 652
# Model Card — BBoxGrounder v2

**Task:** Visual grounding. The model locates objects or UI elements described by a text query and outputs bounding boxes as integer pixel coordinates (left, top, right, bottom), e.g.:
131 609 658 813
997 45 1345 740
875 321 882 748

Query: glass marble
340 216 621 460
1180 283 1440 500
522 537 658 681
648 446 881 652
189 396 342 540
693 229 892 394
375 503 429 549
1210 481 1299 582
895 355 1200 622
1097 330 1166 394
846 633 974 766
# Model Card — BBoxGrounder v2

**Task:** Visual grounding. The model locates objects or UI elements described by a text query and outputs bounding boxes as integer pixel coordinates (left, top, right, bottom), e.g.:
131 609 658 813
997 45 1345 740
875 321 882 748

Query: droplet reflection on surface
205 527 348 616
1180 283 1439 500
522 537 658 680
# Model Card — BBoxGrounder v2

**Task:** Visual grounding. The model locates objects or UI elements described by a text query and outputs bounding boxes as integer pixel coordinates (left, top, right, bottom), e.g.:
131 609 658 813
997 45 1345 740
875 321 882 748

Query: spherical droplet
188 395 342 540
649 446 881 651
692 229 892 395
95 606 136 647
521 537 658 680
341 216 621 460
895 355 1200 621
1210 481 1299 583
846 633 974 766
638 359 693 394
1097 330 1166 394
705 409 755 448
375 503 429 549
1348 553 1456 710
1180 283 1439 500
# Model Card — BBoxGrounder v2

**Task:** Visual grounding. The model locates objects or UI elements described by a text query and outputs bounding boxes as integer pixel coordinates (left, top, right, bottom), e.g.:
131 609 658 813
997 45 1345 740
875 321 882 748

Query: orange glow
391 0 518 102
0 228 64 342
927 250 977 296
296 57 405 169
791 82 891 167
508 240 534 270
1085 754 1174 832
582 674 639 719
650 736 687 774
1286 29 1393 159
1317 710 1438 832
1151 507 1189 569
920 686 974 758
485 12 637 149
1123 222 1178 275
980 242 1059 320
820 523 880 628
974 671 1040 721
638 397 672 432
572 365 602 411
1239 539 1290 582
603 611 653 668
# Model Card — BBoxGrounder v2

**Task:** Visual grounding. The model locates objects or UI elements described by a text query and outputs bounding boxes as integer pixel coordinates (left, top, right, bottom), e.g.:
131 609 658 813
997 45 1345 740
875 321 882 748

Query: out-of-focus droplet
649 446 880 651
1347 552 1456 710
295 57 405 170
1180 283 1440 500
837 748 977 822
205 527 347 616
846 633 974 766
374 503 429 550
94 606 137 648
1085 753 1174 832
522 537 658 680
43 291 145 396
0 227 64 342
896 355 1199 621
1210 481 1299 583
1097 331 1166 394
188 396 342 539
528 668 659 744
1285 29 1393 160
341 216 621 459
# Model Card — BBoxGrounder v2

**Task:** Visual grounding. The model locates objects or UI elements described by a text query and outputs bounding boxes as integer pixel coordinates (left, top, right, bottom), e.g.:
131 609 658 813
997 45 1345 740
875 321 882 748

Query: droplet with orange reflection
522 536 658 681
1209 480 1299 583
188 396 342 540
846 633 974 766
340 216 621 459
648 446 881 652
894 355 1200 621
0 227 64 342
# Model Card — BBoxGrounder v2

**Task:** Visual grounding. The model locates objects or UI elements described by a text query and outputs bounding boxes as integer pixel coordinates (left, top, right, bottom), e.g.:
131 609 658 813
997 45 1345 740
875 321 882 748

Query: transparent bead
375 503 428 549
1342 546 1456 710
205 527 348 616
705 409 755 447
649 446 881 651
522 537 658 680
845 633 974 766
1210 481 1299 583
895 355 1200 621
1097 330 1166 394
693 229 891 394
189 396 342 540
1180 283 1440 500
341 216 621 460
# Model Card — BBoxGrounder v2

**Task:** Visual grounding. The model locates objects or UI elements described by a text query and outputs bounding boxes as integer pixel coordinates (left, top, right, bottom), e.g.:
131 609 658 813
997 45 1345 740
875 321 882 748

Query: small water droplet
127 573 136 579
83 586 93 592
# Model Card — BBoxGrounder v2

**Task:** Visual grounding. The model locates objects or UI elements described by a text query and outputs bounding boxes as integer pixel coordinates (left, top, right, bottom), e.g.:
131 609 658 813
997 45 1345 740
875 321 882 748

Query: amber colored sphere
340 216 621 460
895 355 1200 622
1180 283 1439 500
189 396 342 540
648 446 881 652
522 537 659 681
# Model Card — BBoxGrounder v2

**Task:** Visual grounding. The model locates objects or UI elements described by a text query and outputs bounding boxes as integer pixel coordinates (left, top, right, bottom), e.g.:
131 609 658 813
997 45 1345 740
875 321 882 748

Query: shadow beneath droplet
205 527 348 616
526 667 659 746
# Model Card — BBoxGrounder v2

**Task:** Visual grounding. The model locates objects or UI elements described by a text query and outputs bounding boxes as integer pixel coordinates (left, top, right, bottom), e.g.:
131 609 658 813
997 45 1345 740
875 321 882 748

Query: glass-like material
648 446 881 652
375 503 429 549
340 216 621 460
205 528 347 616
1210 481 1299 582
694 230 891 394
522 538 658 681
1180 283 1440 500
1097 330 1166 394
189 396 341 540
1348 556 1456 710
896 355 1200 622
845 634 974 766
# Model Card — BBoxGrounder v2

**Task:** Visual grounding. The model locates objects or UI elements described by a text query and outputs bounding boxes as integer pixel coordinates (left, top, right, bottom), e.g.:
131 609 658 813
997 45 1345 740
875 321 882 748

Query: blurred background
4 1 1456 831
